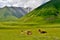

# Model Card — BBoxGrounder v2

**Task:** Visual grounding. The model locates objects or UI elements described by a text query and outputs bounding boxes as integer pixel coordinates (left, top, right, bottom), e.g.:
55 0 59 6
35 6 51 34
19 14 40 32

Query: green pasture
0 22 60 40
0 27 60 40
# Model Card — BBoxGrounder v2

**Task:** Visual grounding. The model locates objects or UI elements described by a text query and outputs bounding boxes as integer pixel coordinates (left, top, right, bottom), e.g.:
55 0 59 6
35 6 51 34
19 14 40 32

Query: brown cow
27 31 32 35
38 29 47 34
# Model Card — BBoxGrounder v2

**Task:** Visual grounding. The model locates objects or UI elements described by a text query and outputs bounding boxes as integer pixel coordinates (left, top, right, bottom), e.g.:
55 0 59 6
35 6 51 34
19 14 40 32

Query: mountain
20 0 60 24
0 6 30 21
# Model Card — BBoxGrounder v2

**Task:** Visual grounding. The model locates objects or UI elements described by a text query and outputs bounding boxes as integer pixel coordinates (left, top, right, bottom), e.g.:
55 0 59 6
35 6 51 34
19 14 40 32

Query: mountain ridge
0 6 30 21
19 0 60 24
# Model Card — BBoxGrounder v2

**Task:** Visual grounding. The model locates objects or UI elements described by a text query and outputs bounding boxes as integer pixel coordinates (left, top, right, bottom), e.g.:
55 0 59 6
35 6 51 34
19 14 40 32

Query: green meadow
0 0 60 40
0 25 60 40
0 22 60 40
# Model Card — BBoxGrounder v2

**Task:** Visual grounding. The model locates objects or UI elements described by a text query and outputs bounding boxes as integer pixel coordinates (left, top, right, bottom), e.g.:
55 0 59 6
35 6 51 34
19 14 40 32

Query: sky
0 0 50 10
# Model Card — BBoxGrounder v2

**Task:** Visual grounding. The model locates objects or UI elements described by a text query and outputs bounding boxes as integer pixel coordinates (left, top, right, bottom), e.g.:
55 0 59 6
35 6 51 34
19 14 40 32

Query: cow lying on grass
27 31 32 35
20 29 47 35
38 29 47 34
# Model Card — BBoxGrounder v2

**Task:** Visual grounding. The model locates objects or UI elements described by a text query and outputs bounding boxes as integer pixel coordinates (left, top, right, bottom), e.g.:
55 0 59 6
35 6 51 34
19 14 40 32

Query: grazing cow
27 31 32 35
40 31 47 34
38 29 47 34
38 29 41 32
21 30 24 34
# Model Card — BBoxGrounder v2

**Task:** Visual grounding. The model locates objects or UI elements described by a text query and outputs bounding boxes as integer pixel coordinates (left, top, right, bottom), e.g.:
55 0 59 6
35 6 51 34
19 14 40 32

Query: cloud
0 0 50 10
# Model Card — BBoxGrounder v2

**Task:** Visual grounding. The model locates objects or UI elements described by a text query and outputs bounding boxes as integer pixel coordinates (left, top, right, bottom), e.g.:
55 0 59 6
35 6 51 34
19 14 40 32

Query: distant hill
20 0 60 24
0 7 30 21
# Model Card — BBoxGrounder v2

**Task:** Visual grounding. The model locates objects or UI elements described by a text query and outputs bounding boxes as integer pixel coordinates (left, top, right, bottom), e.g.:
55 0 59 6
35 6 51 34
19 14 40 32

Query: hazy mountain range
0 6 32 21
0 0 60 23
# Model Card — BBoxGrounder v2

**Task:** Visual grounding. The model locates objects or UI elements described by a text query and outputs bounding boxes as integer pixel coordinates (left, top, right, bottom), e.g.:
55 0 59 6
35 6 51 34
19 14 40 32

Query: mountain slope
0 7 29 21
20 0 60 24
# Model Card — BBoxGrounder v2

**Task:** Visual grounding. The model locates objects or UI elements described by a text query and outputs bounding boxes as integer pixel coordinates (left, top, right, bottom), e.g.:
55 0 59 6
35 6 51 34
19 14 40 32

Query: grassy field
0 22 60 40
0 27 60 40
0 0 60 40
